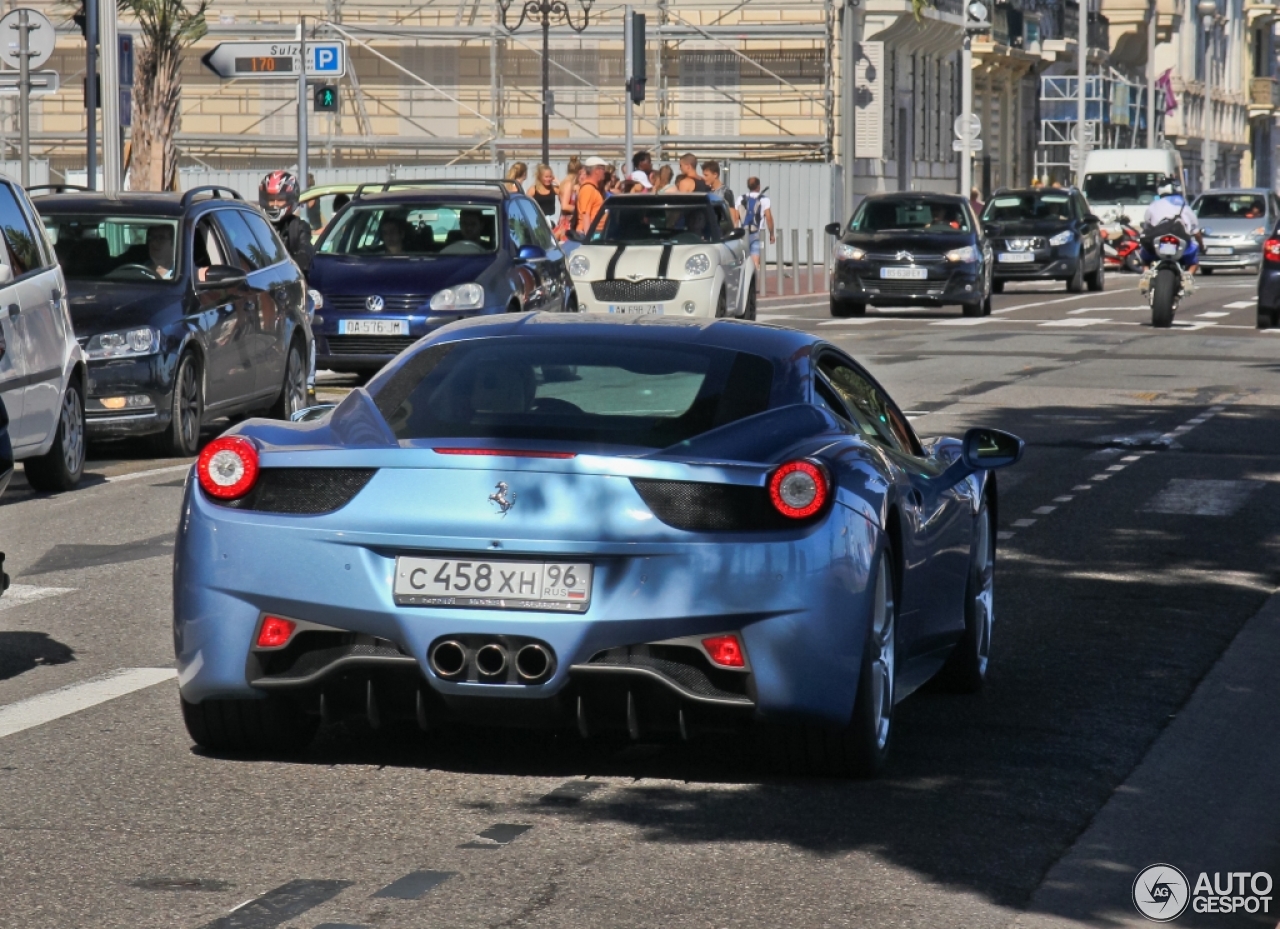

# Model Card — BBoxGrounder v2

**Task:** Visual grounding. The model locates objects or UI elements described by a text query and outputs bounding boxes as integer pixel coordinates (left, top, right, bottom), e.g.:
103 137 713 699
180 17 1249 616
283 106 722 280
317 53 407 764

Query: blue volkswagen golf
308 180 575 373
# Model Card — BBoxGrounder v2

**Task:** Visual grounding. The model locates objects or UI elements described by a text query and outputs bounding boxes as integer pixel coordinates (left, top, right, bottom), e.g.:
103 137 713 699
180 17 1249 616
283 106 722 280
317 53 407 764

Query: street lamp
1197 0 1218 193
499 0 594 167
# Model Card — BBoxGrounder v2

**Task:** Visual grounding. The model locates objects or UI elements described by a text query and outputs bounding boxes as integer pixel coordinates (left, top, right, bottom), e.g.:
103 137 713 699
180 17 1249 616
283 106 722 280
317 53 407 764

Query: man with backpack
737 177 775 269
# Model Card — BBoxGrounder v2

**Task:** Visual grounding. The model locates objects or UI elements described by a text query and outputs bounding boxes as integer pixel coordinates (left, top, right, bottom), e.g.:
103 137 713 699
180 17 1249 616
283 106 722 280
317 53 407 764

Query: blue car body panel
173 314 989 729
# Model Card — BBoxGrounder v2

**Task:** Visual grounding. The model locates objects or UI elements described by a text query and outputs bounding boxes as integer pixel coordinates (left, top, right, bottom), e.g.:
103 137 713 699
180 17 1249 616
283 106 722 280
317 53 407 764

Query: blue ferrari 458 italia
173 314 1022 776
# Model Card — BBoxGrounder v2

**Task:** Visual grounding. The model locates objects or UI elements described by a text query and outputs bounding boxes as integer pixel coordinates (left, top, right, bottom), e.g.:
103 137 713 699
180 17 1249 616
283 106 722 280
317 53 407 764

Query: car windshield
1194 194 1266 220
41 215 181 282
1082 172 1161 204
983 193 1073 222
373 338 775 449
587 203 720 245
318 203 499 257
850 198 971 234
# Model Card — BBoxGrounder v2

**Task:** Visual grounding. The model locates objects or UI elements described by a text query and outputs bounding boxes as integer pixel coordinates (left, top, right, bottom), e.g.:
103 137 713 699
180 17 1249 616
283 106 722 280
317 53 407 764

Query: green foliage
117 0 209 48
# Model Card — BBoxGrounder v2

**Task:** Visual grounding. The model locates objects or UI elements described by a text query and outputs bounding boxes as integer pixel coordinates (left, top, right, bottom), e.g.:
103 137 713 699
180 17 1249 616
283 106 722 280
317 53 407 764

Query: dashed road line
370 870 456 900
0 668 176 740
459 823 533 849
0 584 74 612
197 879 352 929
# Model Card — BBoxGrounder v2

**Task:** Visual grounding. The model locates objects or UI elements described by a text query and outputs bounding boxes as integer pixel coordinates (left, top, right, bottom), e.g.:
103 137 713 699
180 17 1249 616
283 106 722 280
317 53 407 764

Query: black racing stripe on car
0 366 62 392
606 245 627 280
657 244 674 278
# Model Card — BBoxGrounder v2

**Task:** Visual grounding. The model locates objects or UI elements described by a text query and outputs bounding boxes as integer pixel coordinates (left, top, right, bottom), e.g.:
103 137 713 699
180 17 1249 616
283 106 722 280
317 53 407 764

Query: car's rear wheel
830 298 865 318
269 340 307 420
24 378 85 492
962 299 983 317
155 352 202 458
1258 309 1278 329
741 284 757 320
1086 259 1105 292
992 279 1005 294
936 500 994 692
181 695 318 754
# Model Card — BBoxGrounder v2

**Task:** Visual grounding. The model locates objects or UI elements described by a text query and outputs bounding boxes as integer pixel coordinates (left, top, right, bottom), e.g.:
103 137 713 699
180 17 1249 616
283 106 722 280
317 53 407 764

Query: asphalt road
2 269 1278 929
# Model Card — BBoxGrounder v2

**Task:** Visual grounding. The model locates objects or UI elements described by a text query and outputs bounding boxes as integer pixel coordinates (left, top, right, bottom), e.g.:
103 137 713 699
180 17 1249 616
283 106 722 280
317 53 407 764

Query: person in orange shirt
576 157 609 236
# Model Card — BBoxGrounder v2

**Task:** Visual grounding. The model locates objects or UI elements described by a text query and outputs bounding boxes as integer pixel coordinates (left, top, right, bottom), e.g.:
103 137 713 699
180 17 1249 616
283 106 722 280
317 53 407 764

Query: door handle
6 304 19 318
50 288 61 303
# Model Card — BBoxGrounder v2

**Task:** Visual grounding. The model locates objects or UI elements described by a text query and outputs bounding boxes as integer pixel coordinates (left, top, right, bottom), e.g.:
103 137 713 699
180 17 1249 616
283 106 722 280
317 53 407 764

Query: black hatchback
35 187 312 456
826 192 993 318
981 187 1105 292
308 180 574 373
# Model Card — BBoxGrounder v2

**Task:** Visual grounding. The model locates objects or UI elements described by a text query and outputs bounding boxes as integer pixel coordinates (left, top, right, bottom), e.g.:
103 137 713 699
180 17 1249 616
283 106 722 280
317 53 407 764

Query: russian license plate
1206 247 1232 256
999 252 1035 263
393 556 593 612
880 267 928 280
607 304 664 315
339 318 409 335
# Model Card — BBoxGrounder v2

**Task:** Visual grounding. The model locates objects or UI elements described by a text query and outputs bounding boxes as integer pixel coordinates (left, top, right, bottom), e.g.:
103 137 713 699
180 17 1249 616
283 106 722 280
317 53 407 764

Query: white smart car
569 194 756 320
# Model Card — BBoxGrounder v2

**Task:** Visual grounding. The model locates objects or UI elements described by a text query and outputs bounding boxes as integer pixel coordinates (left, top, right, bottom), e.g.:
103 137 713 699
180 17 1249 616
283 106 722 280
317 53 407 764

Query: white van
1081 149 1185 224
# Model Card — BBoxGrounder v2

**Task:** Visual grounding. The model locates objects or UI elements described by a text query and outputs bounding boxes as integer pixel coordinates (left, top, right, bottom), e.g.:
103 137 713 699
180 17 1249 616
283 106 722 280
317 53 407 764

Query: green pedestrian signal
313 84 339 113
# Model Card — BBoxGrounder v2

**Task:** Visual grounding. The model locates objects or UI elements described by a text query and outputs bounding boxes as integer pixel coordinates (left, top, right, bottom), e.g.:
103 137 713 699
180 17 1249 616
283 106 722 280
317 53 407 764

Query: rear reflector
702 634 746 668
432 448 577 459
256 616 297 649
1265 238 1280 262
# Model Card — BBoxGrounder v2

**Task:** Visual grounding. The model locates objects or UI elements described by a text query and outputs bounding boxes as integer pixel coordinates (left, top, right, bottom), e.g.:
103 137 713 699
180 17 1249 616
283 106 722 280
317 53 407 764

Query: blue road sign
311 45 342 74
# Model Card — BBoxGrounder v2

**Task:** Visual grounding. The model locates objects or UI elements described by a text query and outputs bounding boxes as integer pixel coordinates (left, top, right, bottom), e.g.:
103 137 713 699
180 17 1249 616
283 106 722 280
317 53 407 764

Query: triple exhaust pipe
429 638 554 684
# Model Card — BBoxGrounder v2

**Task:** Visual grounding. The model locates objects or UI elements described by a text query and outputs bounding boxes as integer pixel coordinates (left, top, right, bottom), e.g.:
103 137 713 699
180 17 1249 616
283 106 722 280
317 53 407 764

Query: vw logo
895 250 914 262
366 295 385 312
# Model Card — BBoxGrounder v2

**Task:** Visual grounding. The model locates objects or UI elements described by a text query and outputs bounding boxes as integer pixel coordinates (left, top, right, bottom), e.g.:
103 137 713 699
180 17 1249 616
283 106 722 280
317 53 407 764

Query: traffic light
627 12 646 104
964 0 991 32
313 84 338 113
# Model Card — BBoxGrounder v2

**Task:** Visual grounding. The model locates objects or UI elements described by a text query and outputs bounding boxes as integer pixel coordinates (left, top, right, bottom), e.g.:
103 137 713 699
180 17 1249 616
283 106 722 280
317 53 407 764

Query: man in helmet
1141 176 1201 270
259 170 315 272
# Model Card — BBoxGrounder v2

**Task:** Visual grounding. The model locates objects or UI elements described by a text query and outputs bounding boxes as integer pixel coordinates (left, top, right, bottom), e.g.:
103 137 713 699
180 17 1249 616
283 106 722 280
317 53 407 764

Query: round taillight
768 459 829 519
196 436 260 500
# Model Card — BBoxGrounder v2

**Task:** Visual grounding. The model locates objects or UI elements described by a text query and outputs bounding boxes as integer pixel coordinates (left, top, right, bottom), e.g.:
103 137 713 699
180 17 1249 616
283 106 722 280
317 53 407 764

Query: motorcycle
1138 222 1195 328
1102 216 1143 273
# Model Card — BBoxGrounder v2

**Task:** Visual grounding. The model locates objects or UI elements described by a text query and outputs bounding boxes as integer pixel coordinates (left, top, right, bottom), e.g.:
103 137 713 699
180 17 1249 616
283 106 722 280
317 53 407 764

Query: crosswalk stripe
0 667 176 740
0 584 74 612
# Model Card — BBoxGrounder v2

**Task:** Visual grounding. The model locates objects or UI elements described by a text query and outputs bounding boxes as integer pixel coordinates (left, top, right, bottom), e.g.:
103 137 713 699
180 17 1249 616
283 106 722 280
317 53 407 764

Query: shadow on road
0 631 75 681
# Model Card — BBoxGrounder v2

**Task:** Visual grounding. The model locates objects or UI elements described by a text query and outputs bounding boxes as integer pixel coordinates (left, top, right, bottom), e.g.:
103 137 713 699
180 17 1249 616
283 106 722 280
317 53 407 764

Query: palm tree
121 0 209 190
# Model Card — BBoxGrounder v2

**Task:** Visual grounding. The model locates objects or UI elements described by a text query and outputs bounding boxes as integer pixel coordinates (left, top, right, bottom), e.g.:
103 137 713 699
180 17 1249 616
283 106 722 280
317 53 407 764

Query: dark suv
35 187 312 456
981 187 1105 292
308 180 574 372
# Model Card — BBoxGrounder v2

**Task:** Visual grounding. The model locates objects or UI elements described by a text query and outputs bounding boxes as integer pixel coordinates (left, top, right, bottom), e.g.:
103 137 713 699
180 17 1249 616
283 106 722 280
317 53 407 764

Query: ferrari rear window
373 338 774 449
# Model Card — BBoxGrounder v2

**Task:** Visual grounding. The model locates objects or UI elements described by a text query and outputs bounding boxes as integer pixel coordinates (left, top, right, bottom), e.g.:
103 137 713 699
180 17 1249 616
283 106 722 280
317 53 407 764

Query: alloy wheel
177 359 201 452
59 387 85 477
869 556 896 750
972 507 995 678
284 348 307 417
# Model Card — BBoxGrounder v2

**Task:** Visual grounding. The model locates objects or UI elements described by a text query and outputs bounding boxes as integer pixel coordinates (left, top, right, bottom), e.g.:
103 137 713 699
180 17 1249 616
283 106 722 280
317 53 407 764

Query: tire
565 289 579 313
24 377 85 492
1200 267 1214 275
830 298 866 318
714 289 728 318
1259 309 1279 330
1151 269 1177 328
181 695 318 755
962 299 983 317
269 341 307 420
765 545 897 778
1123 252 1144 274
741 284 757 321
1086 259 1105 291
936 501 994 693
1066 263 1085 292
155 353 203 458
991 279 1004 294
981 288 993 316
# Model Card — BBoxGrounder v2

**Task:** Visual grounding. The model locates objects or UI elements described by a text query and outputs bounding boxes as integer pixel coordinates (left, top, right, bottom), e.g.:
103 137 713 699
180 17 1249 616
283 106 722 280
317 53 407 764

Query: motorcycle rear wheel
1151 269 1177 328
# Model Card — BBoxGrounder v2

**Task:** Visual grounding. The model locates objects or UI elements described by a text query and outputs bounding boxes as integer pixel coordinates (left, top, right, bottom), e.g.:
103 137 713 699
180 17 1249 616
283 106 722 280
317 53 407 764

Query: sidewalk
1010 589 1280 928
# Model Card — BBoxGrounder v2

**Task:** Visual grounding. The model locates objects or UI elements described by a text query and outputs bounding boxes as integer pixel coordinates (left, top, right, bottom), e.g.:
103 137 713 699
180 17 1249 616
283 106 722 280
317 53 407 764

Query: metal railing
755 227 830 299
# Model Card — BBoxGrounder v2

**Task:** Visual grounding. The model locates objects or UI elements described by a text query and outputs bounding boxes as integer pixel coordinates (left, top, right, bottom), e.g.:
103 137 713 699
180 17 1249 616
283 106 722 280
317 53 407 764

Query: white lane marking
1091 473 1113 481
1106 464 1127 472
1040 318 1113 327
1067 305 1149 314
1032 506 1056 515
1223 300 1257 308
1053 496 1074 503
992 293 1097 314
1210 405 1227 412
1012 518 1037 528
997 531 1016 541
931 318 995 326
104 464 191 484
1143 479 1264 517
756 314 799 321
0 584 74 613
0 668 176 740
1197 311 1230 318
1074 484 1093 491
1121 455 1142 462
818 318 882 326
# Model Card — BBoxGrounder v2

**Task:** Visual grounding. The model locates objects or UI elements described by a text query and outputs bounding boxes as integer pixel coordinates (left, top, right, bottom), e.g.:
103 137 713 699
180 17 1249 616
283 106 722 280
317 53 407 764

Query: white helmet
1156 176 1181 197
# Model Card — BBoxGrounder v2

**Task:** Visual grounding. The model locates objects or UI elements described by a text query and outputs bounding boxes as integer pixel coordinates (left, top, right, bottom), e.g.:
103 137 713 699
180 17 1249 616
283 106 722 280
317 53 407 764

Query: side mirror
517 245 547 262
724 227 746 240
1083 214 1101 224
290 403 337 423
824 222 842 236
196 264 247 289
961 427 1024 471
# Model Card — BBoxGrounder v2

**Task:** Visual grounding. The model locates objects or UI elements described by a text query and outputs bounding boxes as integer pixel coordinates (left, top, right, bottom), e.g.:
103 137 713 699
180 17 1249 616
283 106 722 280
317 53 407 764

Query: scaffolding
1035 67 1149 179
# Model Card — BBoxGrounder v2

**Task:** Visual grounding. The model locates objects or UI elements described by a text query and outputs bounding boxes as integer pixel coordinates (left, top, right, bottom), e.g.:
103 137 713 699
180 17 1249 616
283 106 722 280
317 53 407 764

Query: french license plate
393 556 593 612
1206 247 1232 256
339 318 409 336
880 267 927 280
999 252 1035 263
607 304 664 315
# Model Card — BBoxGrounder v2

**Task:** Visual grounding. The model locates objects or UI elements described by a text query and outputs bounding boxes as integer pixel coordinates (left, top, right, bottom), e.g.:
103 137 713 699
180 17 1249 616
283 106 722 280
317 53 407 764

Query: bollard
760 233 769 296
791 229 800 297
807 229 815 295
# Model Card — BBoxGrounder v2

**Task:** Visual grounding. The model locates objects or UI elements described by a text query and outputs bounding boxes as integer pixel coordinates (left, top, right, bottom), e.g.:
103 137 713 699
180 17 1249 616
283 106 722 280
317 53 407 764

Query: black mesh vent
631 478 798 532
326 295 431 313
587 645 750 700
214 468 376 514
254 632 410 681
325 335 420 356
859 278 945 295
591 279 681 302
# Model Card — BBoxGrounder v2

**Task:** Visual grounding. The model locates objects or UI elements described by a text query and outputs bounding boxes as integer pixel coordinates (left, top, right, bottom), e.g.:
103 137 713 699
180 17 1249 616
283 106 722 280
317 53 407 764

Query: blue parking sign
311 44 342 74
